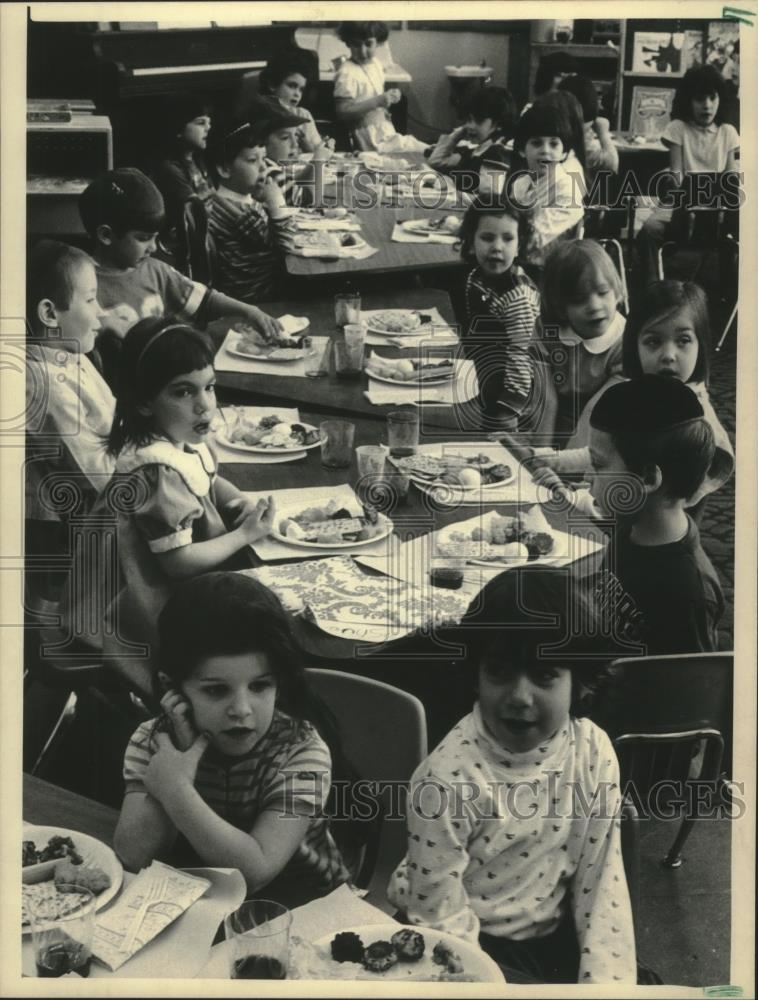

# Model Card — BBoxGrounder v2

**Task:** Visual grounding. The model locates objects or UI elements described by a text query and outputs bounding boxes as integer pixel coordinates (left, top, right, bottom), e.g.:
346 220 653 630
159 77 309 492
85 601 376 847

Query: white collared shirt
558 310 625 355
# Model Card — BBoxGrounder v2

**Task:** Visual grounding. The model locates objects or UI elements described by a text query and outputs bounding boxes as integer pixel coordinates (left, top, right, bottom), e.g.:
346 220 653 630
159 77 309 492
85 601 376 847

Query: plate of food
359 152 412 172
362 310 432 337
435 507 564 565
401 215 461 237
292 231 366 252
365 353 457 386
272 499 393 549
22 826 123 932
227 328 304 363
289 924 504 982
389 450 515 491
216 414 320 454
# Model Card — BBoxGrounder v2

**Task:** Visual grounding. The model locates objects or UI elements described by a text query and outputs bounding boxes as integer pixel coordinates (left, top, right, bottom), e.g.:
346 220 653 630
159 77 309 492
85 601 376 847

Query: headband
136 323 195 370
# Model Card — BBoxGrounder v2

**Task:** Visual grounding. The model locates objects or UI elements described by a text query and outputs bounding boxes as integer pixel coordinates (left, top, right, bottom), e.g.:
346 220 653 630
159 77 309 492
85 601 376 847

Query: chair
306 668 428 908
593 652 733 869
179 198 216 286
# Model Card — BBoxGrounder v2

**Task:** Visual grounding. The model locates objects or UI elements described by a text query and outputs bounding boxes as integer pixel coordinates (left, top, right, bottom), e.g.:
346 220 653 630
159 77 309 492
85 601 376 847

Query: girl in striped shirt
459 197 540 430
115 572 350 907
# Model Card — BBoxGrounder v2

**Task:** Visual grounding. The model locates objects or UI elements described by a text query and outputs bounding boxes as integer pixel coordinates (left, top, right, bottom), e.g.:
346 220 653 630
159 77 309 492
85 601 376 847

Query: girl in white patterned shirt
387 566 637 984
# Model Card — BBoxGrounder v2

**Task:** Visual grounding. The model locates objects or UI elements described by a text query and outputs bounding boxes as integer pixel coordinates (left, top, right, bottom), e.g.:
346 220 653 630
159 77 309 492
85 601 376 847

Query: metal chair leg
662 816 696 869
30 690 78 776
715 302 738 352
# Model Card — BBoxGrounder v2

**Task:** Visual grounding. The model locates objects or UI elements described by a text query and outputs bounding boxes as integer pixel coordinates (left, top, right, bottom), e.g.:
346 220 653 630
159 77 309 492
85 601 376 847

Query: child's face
524 135 565 173
140 364 216 445
691 92 719 127
266 127 300 162
220 145 268 195
53 261 103 355
101 229 158 270
478 654 572 753
474 214 518 276
467 115 495 144
181 651 277 757
588 427 639 519
349 37 378 64
638 306 699 383
180 115 212 151
564 268 619 340
274 73 307 108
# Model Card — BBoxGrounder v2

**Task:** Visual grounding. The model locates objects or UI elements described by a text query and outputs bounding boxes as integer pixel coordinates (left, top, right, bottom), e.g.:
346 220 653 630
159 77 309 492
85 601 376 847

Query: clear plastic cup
320 420 355 469
387 410 420 457
224 900 291 980
29 886 95 978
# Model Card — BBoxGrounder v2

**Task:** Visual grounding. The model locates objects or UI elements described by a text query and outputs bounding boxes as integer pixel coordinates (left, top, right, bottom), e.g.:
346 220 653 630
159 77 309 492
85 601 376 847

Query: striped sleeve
122 719 160 791
259 726 332 819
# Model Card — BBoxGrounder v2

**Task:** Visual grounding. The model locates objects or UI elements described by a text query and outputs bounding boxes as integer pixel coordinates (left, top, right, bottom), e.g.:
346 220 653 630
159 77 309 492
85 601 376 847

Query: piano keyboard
133 59 266 77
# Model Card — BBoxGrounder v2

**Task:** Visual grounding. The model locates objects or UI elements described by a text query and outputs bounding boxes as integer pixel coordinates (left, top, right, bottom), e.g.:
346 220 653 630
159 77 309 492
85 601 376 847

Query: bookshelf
529 40 620 117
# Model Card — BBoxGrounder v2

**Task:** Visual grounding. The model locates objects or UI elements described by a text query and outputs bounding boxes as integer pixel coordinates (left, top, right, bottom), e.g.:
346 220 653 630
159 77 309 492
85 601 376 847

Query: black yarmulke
79 168 165 235
590 375 704 434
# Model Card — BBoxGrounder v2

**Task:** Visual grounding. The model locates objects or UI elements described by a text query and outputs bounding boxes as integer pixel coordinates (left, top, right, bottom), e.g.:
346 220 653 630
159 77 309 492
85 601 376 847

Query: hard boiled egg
394 359 415 377
457 467 482 488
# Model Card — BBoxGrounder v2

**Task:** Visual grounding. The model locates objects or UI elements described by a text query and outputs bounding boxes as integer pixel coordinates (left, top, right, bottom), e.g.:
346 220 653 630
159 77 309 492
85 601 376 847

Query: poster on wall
629 85 675 138
707 20 739 87
631 31 683 74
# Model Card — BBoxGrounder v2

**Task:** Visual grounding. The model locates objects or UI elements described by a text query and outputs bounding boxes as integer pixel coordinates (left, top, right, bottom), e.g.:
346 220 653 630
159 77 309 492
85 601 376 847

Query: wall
389 27 512 142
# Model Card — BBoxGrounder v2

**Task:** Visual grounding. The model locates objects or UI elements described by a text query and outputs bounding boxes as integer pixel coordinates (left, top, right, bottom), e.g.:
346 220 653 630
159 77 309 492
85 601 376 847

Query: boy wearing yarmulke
587 374 724 653
78 168 280 386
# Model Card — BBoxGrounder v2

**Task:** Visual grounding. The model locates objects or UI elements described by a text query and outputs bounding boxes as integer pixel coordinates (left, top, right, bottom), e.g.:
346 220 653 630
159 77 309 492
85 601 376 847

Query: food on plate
392 451 511 488
391 928 425 961
362 940 398 973
366 310 423 334
227 414 319 450
432 941 464 974
233 325 302 358
439 511 555 561
365 352 455 383
293 231 364 251
407 215 461 235
22 881 91 926
23 836 82 867
331 931 365 963
54 859 111 894
278 499 384 543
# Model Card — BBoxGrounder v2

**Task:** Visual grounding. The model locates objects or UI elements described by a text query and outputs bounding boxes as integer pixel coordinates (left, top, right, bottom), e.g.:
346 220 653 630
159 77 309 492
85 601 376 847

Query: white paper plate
271 512 394 550
22 824 123 931
365 366 456 387
435 509 567 563
363 310 425 337
401 218 460 237
293 234 367 251
388 453 516 491
216 424 320 455
307 923 504 982
227 343 303 363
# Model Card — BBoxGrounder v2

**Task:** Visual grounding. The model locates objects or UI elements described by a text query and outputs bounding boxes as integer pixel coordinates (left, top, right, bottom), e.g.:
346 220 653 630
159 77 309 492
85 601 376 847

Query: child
509 101 585 276
530 280 733 510
428 86 516 194
559 75 619 188
115 571 350 907
25 241 115 599
333 21 427 153
207 116 298 303
257 49 331 153
387 565 637 984
79 168 280 388
68 318 275 697
522 50 581 114
530 240 625 440
588 375 724 653
635 65 740 287
458 197 539 428
151 94 215 260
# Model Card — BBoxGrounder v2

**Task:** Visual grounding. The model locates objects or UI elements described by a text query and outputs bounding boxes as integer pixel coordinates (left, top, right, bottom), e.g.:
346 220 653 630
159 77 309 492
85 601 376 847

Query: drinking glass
356 444 387 479
334 325 365 380
387 410 419 457
334 291 361 328
302 335 330 378
320 420 355 469
29 886 95 978
224 900 291 980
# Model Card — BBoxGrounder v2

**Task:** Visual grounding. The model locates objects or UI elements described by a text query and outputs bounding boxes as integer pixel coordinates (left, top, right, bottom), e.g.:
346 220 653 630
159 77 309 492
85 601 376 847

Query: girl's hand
593 116 611 138
225 495 260 529
143 731 209 801
259 172 287 207
385 88 402 106
238 497 276 544
160 688 198 751
245 307 282 341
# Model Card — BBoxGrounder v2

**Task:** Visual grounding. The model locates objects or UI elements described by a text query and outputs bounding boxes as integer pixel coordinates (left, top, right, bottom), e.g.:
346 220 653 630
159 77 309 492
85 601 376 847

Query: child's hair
259 49 315 96
540 239 622 327
79 168 165 238
590 374 715 501
209 117 265 170
108 316 215 454
452 565 617 715
672 65 729 125
457 195 527 261
465 85 517 139
558 74 599 124
622 280 711 384
533 51 580 96
157 571 343 754
534 90 586 170
514 99 574 161
26 239 95 333
163 93 212 140
338 21 389 46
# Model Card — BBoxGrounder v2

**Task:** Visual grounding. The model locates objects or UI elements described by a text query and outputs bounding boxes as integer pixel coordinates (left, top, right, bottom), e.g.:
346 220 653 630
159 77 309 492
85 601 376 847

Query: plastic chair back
180 198 216 285
306 668 428 894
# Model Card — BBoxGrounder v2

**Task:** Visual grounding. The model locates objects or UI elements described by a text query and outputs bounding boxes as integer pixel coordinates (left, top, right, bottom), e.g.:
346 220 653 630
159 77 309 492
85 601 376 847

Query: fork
120 876 167 953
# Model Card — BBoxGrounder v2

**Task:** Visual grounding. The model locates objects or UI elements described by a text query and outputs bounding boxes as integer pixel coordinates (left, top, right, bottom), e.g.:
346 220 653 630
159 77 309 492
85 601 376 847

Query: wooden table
24 773 119 846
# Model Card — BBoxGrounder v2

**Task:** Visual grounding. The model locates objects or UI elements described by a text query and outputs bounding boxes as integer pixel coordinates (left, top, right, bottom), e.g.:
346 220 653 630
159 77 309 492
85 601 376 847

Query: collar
471 702 570 774
27 342 80 367
217 184 254 206
689 121 718 134
559 311 625 354
116 438 216 496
